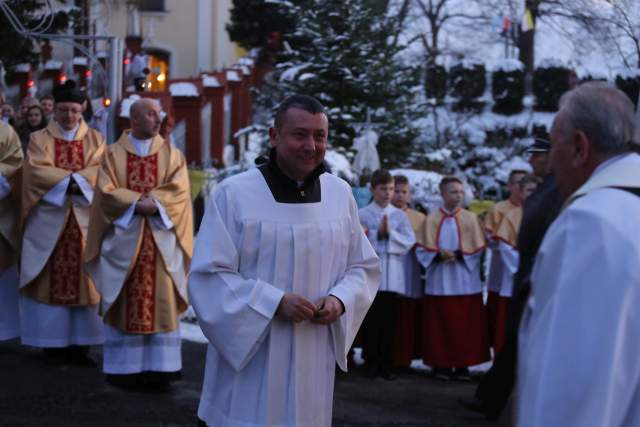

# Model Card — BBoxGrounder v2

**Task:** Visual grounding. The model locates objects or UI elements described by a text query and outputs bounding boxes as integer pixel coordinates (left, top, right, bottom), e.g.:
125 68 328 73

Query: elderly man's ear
572 129 590 168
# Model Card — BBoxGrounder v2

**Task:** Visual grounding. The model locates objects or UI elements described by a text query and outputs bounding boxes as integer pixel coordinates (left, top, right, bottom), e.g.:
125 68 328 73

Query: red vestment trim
49 139 85 304
54 139 84 171
50 210 83 305
125 152 158 333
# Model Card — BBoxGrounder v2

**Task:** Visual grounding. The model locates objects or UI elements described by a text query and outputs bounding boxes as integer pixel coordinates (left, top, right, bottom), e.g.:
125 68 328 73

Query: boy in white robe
391 174 426 368
518 82 640 427
189 95 380 427
417 176 489 381
359 170 415 379
488 175 538 354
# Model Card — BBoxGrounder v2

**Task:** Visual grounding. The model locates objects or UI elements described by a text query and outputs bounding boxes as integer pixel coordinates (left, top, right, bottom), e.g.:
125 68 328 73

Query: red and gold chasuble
49 139 85 305
124 152 159 333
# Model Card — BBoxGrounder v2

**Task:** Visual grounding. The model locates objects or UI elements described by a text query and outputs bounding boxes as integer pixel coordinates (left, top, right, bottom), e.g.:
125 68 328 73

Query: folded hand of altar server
135 194 159 216
276 293 318 323
378 215 389 239
311 295 344 325
440 250 456 263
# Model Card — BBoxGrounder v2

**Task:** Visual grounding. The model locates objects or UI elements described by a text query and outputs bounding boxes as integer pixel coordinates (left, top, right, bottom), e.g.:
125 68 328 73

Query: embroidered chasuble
20 120 105 306
85 132 192 334
0 123 23 271
421 208 486 255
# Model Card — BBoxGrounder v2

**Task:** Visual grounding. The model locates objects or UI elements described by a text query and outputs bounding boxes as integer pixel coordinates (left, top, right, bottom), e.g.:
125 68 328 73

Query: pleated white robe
0 174 19 340
358 203 416 295
518 154 640 427
189 169 380 427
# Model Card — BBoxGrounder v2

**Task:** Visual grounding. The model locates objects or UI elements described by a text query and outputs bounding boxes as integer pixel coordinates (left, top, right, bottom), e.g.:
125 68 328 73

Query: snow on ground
325 149 356 183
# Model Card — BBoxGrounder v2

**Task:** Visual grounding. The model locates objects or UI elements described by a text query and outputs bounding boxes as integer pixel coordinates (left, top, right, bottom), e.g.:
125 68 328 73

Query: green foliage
532 65 570 111
0 0 77 70
492 68 525 115
256 0 422 167
449 61 486 113
615 74 640 106
226 0 297 50
425 64 447 100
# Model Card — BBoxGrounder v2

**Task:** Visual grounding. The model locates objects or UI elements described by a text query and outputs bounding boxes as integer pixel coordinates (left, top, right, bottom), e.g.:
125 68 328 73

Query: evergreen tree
256 0 421 167
226 0 297 50
0 0 77 70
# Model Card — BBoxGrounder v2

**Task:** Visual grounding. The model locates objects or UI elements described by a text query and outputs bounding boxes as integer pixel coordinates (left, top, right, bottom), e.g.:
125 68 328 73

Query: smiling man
189 94 380 427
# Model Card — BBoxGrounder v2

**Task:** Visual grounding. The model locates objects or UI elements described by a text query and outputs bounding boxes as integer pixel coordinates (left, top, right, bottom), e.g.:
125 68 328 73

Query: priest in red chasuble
0 121 23 341
86 98 193 389
19 80 106 363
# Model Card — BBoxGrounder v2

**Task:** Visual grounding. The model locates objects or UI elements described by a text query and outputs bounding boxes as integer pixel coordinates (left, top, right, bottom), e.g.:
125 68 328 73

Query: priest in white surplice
86 99 192 389
19 81 105 363
189 95 380 427
518 82 640 426
0 121 22 341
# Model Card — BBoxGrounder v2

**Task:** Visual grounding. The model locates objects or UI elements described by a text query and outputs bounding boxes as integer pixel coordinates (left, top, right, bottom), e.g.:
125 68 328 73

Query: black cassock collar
258 149 326 204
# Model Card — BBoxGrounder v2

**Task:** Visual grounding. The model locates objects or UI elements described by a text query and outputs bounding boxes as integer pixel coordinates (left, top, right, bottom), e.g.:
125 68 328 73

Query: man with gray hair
517 82 640 426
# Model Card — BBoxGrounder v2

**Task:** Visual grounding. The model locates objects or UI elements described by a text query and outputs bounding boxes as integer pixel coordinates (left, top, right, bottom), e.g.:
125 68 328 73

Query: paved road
0 339 499 427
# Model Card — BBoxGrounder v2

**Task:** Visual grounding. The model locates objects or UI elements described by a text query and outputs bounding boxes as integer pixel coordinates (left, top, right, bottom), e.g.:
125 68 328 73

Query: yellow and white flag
521 8 534 32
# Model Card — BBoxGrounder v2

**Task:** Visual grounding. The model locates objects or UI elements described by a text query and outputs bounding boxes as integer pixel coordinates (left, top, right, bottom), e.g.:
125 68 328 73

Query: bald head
130 98 162 139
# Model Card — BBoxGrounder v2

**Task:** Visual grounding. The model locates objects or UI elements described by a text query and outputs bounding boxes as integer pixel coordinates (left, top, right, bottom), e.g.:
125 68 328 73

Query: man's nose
302 136 316 151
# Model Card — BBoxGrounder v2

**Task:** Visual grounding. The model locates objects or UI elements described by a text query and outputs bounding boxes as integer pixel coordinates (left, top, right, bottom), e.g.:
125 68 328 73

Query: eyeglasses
56 107 82 115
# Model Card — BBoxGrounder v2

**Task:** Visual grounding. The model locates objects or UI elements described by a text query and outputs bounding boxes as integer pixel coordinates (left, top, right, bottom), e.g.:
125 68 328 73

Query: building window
139 0 166 13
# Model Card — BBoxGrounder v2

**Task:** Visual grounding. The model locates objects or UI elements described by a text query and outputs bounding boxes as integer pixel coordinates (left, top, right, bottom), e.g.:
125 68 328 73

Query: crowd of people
1 80 640 427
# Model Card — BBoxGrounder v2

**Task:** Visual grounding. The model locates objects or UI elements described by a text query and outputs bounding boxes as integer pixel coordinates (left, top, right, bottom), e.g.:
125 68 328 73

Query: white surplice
189 168 380 427
416 212 483 295
86 136 183 374
358 202 415 295
518 153 640 427
0 173 19 340
19 126 103 348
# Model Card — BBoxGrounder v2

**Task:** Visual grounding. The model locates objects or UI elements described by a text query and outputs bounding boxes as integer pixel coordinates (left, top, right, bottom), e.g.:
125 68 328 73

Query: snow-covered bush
425 63 447 101
492 59 525 115
533 59 571 111
614 68 640 106
449 60 486 113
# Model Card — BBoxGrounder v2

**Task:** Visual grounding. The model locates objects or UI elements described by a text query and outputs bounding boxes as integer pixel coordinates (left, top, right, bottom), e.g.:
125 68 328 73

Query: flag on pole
521 8 534 32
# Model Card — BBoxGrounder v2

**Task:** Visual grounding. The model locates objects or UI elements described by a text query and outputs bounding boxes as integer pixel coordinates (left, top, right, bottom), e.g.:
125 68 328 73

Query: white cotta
0 177 19 340
518 153 640 427
19 171 103 347
416 214 483 295
102 324 181 374
358 202 416 295
189 168 380 427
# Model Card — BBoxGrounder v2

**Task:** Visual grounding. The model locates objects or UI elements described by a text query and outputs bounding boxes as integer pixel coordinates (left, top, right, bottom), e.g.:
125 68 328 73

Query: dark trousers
362 291 398 372
475 283 531 417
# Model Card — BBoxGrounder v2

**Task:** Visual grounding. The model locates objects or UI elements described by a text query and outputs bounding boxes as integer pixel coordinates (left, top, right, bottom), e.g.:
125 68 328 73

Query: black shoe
433 368 453 382
141 371 180 392
106 373 143 390
454 367 472 382
458 397 486 414
379 370 397 381
66 346 97 367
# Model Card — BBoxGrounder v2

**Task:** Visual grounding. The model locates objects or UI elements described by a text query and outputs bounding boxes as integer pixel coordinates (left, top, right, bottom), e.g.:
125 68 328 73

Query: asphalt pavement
0 339 501 427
